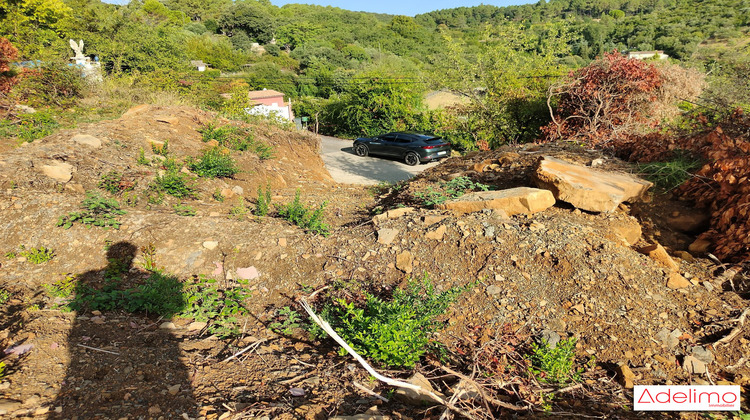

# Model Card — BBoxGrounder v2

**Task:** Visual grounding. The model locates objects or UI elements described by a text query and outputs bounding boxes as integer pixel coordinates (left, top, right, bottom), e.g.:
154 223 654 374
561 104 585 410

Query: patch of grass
57 192 126 229
187 147 240 178
98 171 135 195
70 270 185 317
122 192 138 207
149 171 197 199
0 110 59 142
212 188 225 202
229 202 249 219
528 337 581 384
255 182 272 216
173 203 196 216
199 122 274 158
637 151 703 191
19 245 54 264
318 274 467 368
181 275 251 338
277 190 330 236
413 176 491 207
151 139 169 157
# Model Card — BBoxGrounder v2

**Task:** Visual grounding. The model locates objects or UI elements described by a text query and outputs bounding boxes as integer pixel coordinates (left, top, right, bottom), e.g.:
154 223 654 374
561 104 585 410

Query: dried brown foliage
615 110 750 264
0 37 19 95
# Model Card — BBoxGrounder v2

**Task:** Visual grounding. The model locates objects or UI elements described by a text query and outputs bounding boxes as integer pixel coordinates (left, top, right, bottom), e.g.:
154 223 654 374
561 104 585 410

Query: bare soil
0 106 747 419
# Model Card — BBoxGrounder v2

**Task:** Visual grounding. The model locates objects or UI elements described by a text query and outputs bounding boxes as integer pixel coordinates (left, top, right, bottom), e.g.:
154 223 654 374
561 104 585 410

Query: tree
0 37 18 94
218 1 275 44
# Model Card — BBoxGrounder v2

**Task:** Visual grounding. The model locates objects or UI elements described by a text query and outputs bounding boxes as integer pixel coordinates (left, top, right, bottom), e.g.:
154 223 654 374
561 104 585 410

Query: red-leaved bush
0 37 19 94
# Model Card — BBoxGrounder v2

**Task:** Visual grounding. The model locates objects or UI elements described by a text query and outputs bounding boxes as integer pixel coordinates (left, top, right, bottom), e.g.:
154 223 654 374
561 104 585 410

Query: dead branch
714 308 749 347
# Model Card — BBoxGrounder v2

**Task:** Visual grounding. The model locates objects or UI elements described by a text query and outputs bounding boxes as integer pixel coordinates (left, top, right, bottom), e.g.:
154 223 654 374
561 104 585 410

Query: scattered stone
703 282 714 292
202 241 219 250
236 266 259 280
188 322 207 331
609 217 642 246
64 183 85 194
221 188 236 199
396 251 413 274
377 228 399 245
0 399 22 415
394 372 443 405
691 346 714 364
590 158 604 167
674 251 695 262
486 285 503 296
423 215 447 225
435 187 555 216
616 364 636 388
14 104 36 114
41 162 74 182
148 405 162 415
156 116 179 125
498 152 520 165
683 355 707 375
330 406 387 420
667 272 690 289
71 134 102 148
533 156 652 212
159 322 177 330
425 225 447 241
168 384 180 396
688 238 711 254
541 329 561 349
231 185 244 196
372 207 415 224
289 388 306 397
278 238 287 247
638 244 680 271
656 328 681 349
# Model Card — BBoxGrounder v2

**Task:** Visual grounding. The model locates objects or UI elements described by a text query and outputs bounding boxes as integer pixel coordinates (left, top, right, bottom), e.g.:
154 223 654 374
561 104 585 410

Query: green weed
187 147 240 178
199 122 274 158
149 171 197 199
269 306 302 335
0 289 10 306
413 176 491 207
173 203 196 216
44 275 77 299
229 203 249 219
20 245 54 264
528 337 581 384
139 243 159 272
277 190 330 236
255 182 272 216
98 171 135 195
57 192 126 229
137 147 150 165
212 188 225 202
0 110 59 142
151 139 169 156
122 191 138 207
319 274 467 368
181 275 250 338
637 151 703 191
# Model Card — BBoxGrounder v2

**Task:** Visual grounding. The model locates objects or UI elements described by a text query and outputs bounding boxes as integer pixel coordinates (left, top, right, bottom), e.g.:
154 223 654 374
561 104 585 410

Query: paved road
319 135 441 185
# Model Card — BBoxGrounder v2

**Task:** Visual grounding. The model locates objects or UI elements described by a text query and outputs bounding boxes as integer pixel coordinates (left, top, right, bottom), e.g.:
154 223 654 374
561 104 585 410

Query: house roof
248 89 285 100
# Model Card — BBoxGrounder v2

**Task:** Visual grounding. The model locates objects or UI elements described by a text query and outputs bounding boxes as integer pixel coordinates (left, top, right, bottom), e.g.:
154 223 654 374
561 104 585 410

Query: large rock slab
435 187 555 216
40 162 74 182
533 156 652 213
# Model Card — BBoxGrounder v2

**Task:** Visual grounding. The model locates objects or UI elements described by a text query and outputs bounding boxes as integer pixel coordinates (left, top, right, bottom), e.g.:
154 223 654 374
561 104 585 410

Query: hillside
0 105 748 418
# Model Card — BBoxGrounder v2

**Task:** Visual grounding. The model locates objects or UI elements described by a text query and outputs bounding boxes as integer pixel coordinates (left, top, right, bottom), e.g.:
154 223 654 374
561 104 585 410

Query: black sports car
352 132 451 166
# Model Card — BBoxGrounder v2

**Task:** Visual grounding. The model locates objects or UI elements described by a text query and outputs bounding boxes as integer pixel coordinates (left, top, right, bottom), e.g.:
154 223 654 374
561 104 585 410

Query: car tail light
422 144 448 149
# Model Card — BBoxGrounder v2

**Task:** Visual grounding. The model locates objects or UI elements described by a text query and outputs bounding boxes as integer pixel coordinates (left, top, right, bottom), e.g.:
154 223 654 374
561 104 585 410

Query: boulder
425 225 447 241
372 207 415 225
71 134 102 148
435 187 555 216
667 272 690 289
533 156 652 212
396 251 413 273
609 217 642 246
41 162 74 182
616 364 636 388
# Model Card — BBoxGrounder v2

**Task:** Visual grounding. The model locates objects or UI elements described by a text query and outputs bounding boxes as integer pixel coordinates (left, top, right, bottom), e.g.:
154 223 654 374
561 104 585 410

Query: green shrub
413 176 491 207
229 203 249 219
181 275 251 338
528 337 581 384
319 275 466 368
137 148 150 165
20 246 54 264
44 275 77 299
173 203 196 216
269 306 302 335
0 289 10 306
99 171 135 195
187 147 240 178
212 188 225 202
14 61 83 107
57 192 126 229
152 139 169 156
277 190 329 236
149 171 197 199
255 182 272 216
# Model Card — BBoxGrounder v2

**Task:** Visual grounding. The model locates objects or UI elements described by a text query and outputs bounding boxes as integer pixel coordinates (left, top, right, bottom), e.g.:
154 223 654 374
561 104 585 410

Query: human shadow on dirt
52 241 197 419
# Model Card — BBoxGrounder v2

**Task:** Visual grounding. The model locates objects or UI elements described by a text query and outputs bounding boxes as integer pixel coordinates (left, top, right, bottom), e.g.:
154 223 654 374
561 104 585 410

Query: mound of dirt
0 108 747 419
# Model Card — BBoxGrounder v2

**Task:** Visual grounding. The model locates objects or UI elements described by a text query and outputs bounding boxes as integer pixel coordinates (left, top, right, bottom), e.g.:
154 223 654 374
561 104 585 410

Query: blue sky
269 1 529 16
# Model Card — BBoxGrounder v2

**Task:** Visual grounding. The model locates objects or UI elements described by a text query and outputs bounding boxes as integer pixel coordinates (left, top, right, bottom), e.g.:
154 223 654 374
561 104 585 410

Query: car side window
394 134 412 143
381 134 397 142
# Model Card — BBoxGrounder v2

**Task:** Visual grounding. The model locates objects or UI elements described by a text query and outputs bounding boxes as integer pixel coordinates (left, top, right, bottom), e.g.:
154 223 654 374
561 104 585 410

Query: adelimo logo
634 385 741 411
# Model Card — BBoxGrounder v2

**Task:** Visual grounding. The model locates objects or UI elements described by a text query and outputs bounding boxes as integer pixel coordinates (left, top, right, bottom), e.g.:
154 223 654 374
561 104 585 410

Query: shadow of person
52 241 197 418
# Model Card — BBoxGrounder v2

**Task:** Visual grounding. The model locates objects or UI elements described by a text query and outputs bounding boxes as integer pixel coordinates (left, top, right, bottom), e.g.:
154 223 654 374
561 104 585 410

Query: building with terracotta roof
246 89 294 121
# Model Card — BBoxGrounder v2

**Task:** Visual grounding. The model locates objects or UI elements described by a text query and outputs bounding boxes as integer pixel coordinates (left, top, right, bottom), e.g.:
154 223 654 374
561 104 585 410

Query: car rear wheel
404 152 420 166
354 144 369 157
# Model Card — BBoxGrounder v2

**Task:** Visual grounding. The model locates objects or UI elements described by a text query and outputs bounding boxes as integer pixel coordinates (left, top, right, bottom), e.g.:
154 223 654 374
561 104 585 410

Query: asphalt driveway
319 135 441 185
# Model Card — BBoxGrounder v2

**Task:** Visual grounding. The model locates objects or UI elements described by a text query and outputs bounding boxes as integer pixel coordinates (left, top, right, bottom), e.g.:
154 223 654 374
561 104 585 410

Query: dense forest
0 0 749 148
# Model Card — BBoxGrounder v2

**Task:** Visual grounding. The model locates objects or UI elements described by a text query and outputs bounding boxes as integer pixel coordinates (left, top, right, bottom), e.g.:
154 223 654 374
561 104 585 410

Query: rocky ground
0 105 747 419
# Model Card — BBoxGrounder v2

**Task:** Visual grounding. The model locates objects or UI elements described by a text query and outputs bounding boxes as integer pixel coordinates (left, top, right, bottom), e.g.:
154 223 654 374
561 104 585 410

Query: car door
367 134 386 155
391 134 413 157
378 133 400 156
